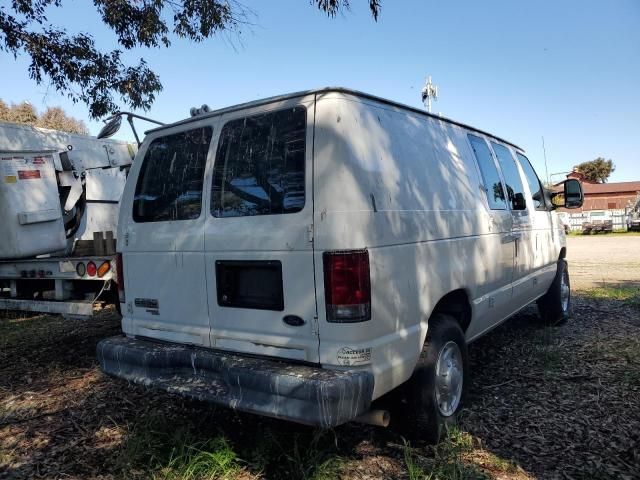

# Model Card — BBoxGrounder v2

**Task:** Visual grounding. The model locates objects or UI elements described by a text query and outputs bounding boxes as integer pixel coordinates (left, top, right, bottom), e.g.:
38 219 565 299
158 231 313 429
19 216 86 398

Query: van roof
146 87 523 151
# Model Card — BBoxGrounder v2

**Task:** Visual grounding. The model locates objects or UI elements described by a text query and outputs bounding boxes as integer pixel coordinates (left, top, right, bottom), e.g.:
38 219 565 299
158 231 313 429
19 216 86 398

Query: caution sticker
337 346 372 366
4 175 17 183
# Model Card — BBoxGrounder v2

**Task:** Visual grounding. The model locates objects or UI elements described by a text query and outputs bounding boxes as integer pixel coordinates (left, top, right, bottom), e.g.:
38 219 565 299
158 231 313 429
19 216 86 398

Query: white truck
97 88 583 440
0 122 136 317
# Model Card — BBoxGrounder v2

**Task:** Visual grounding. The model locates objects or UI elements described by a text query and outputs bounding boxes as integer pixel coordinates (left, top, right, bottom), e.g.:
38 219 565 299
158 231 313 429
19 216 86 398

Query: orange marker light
97 261 111 278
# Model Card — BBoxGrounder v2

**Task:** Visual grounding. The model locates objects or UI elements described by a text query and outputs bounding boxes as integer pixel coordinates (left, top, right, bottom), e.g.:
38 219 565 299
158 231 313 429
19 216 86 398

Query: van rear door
203 99 319 363
120 123 215 346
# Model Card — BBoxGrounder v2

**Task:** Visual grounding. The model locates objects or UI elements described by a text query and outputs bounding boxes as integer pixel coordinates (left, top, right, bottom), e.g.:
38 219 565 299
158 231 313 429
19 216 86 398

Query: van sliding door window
491 142 527 211
515 153 546 210
133 127 212 222
211 107 306 218
468 134 507 210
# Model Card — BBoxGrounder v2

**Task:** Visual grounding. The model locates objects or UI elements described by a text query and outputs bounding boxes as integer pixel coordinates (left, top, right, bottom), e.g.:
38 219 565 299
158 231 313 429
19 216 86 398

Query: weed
480 451 519 474
402 428 490 480
0 446 15 468
116 413 181 470
581 285 640 306
116 411 247 479
403 439 429 480
261 429 343 480
306 455 344 480
160 437 242 480
432 427 488 480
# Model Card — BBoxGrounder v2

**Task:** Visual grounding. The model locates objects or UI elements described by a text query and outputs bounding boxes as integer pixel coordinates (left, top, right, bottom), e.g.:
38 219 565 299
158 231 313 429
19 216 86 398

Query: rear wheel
537 259 571 325
400 313 468 443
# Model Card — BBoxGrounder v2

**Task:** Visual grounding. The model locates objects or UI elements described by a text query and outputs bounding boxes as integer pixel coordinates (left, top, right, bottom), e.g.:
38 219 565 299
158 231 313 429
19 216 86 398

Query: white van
97 88 583 440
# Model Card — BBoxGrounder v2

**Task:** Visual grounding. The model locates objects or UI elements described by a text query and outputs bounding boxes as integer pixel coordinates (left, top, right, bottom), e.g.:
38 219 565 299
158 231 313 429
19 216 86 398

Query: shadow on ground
1 290 638 479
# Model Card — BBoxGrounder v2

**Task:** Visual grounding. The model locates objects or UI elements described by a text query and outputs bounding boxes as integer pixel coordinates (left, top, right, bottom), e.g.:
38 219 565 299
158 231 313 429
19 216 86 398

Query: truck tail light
115 253 125 303
86 261 97 277
76 262 86 276
323 250 371 323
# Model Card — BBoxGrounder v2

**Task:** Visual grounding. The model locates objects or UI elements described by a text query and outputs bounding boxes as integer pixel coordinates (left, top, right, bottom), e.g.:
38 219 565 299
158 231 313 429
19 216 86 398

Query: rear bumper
0 298 93 316
97 336 374 428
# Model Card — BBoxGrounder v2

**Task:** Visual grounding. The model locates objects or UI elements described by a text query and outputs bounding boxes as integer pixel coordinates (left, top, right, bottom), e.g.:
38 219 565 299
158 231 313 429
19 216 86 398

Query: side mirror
512 192 527 210
97 115 122 139
551 179 584 209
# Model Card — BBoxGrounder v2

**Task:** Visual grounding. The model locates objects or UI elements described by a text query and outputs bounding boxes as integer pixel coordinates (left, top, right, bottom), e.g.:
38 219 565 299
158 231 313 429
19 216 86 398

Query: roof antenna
421 76 438 113
542 136 550 186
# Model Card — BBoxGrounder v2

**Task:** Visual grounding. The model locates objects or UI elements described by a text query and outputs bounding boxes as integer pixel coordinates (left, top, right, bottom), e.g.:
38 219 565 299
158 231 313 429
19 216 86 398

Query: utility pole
421 76 438 113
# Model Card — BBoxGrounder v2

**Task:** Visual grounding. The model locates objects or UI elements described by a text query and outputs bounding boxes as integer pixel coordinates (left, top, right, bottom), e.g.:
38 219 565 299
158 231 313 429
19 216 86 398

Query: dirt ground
1 236 639 480
566 235 640 289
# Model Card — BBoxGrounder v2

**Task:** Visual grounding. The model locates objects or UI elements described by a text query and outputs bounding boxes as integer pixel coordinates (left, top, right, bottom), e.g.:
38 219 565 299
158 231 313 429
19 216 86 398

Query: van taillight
115 253 125 303
323 250 371 323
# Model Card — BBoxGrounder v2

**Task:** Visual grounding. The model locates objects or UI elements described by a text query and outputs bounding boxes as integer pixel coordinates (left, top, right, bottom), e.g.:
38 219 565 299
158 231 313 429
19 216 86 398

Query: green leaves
574 157 615 183
1 1 381 119
314 0 381 20
0 98 88 134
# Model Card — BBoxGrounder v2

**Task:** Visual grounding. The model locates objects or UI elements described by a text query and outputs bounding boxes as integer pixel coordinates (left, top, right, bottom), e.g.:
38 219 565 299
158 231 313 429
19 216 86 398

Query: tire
399 313 468 443
537 259 571 325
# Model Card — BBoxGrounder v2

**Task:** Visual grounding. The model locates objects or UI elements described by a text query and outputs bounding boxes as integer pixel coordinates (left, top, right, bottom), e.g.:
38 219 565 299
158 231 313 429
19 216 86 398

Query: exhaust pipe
354 409 390 427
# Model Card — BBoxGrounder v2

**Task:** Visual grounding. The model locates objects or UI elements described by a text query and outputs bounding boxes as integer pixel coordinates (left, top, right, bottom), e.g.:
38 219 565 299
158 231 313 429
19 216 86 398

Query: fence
564 213 628 232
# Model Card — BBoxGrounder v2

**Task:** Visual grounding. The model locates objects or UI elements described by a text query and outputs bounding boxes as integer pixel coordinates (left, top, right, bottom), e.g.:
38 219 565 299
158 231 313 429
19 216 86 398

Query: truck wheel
401 313 468 443
537 259 571 325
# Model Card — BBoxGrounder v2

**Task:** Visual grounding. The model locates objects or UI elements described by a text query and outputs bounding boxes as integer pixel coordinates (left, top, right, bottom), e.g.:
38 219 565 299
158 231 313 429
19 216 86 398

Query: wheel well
430 289 472 333
559 247 566 260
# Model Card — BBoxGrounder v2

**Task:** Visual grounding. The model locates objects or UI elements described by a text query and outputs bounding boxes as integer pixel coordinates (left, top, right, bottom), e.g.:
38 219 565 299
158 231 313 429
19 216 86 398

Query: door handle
503 232 522 257
503 233 522 242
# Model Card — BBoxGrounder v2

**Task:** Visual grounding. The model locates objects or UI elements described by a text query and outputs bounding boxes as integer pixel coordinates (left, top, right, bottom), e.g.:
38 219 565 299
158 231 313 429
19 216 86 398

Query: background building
556 170 640 231
564 171 640 212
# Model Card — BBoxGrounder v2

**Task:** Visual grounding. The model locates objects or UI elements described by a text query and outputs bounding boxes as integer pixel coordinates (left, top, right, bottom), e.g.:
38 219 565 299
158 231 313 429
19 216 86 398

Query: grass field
567 229 640 236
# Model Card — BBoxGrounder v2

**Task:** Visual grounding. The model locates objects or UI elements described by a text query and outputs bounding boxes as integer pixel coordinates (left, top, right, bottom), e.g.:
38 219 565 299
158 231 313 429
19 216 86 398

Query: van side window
468 134 507 210
133 127 212 222
211 107 306 218
491 142 526 210
516 153 546 210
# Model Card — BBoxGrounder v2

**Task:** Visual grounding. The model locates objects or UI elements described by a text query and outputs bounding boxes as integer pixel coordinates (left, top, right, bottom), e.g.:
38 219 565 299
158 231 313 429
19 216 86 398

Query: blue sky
2 0 639 182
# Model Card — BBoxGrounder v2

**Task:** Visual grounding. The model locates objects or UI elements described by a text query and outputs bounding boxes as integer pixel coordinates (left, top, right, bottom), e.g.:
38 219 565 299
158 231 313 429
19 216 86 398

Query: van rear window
211 107 306 218
133 127 212 223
